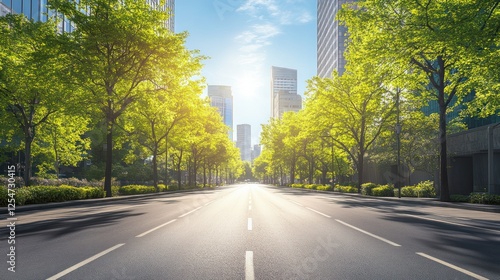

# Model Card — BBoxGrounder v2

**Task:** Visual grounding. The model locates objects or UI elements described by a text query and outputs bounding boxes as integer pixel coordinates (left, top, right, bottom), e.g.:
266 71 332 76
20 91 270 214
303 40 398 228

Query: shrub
372 185 394 197
304 184 318 190
400 186 416 197
361 182 378 196
290 184 304 189
469 193 500 205
317 185 333 191
335 185 358 193
80 187 105 199
119 185 156 195
415 181 436 198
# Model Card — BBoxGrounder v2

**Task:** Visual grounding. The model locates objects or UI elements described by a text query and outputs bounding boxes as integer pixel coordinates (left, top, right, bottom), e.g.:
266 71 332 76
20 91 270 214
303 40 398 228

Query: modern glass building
208 85 234 141
271 66 301 119
237 124 251 162
0 0 175 32
317 0 354 77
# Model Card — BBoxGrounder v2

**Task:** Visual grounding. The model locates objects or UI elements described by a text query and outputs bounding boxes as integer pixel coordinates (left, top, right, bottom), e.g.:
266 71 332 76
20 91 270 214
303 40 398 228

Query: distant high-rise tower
237 124 251 162
146 0 175 32
317 0 353 77
271 66 302 119
208 85 234 141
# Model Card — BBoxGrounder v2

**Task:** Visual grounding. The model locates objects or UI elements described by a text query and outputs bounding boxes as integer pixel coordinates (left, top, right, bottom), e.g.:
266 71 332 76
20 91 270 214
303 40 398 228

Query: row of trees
0 0 244 196
254 0 500 201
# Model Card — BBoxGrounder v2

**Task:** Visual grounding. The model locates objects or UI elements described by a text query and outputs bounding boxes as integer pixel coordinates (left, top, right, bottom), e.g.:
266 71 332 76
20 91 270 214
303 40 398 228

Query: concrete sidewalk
10 187 219 213
279 186 500 213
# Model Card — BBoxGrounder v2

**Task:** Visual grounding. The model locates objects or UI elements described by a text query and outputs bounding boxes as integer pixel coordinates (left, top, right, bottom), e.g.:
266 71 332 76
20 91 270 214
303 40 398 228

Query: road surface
1 184 499 279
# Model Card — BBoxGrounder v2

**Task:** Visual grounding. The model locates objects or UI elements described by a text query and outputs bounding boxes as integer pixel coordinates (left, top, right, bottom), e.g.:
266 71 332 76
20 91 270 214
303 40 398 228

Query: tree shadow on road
11 209 145 239
381 214 500 276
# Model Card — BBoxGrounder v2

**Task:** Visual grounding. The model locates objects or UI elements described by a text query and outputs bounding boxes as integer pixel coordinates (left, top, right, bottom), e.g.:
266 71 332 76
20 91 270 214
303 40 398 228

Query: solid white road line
289 200 303 207
248 218 252 230
46 243 125 280
397 213 500 234
335 219 401 247
245 251 255 280
178 206 202 218
416 252 489 280
306 207 331 218
136 219 177 237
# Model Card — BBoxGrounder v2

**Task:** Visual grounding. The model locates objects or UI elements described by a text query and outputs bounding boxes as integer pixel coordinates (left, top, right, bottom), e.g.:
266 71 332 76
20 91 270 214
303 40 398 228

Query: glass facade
271 66 301 119
317 0 354 78
1 0 173 32
208 85 234 141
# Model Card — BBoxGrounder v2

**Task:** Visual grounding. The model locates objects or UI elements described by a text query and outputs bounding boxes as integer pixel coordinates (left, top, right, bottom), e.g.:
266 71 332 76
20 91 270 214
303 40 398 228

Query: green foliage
334 185 358 193
400 181 436 198
361 182 378 196
371 185 394 197
304 184 319 190
290 184 304 188
118 185 157 195
316 185 333 191
469 193 500 205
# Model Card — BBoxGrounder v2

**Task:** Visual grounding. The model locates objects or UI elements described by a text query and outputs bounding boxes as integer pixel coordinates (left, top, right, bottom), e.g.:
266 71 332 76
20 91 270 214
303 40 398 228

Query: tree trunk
357 152 364 193
438 103 450 201
104 122 113 197
23 135 33 186
152 144 159 191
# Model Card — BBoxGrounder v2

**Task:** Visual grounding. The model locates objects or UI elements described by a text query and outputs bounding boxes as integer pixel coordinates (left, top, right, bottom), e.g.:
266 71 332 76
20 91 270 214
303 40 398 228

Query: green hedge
469 193 500 205
371 185 394 197
0 185 105 206
317 185 333 191
335 185 358 193
361 182 378 196
399 181 436 198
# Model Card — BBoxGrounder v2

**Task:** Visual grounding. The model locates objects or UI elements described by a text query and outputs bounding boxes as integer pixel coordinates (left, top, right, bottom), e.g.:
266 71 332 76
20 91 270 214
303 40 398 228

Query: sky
175 0 317 146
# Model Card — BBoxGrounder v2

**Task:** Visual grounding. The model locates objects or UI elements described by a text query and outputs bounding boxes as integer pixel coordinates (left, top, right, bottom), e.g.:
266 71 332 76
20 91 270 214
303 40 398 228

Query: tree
306 63 394 191
0 14 72 185
339 0 500 200
51 0 192 196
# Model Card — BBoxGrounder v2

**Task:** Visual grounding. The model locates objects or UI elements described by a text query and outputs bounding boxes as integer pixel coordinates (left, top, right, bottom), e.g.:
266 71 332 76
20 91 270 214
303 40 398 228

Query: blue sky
175 0 317 146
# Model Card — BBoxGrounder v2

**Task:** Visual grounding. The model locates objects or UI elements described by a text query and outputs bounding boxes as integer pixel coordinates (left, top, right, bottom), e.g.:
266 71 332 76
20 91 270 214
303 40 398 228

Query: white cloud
237 0 312 25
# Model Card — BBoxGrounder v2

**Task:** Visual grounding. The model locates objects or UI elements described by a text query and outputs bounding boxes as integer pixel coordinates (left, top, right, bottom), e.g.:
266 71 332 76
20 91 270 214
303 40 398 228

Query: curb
11 187 220 213
276 186 500 213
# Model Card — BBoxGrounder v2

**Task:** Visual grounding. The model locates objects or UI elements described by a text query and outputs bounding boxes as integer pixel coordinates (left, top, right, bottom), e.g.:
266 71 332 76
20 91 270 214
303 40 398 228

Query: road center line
248 218 252 230
335 219 401 247
46 243 125 280
306 207 331 218
416 252 489 280
136 219 177 237
178 206 202 218
245 251 255 280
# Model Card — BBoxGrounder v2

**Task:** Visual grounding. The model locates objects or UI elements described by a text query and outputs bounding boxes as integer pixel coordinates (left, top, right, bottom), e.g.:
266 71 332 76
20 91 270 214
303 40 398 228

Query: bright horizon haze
176 0 317 146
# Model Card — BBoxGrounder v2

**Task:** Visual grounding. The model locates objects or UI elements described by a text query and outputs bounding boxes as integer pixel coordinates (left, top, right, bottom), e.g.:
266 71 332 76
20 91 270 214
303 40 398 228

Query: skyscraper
237 124 251 162
208 85 234 141
271 66 302 119
146 0 175 32
0 0 175 32
317 0 353 77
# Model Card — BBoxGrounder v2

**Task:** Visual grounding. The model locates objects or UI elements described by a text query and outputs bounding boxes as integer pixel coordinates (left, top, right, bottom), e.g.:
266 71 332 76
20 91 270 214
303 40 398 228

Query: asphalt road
1 184 499 279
